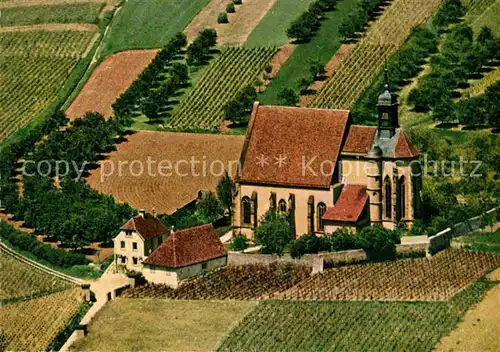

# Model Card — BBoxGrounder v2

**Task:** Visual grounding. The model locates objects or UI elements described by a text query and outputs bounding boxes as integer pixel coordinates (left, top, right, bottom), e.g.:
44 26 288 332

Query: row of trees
351 26 439 123
112 32 188 120
217 0 242 24
408 24 500 126
286 0 337 42
339 0 384 40
1 111 136 249
223 85 257 124
186 28 218 66
455 81 500 129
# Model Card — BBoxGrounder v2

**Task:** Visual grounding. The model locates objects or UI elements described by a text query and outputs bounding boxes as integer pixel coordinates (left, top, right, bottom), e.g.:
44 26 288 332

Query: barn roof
239 103 350 189
143 224 226 268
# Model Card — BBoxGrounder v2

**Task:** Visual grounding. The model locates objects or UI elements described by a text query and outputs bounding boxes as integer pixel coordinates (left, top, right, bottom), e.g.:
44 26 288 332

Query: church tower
377 69 399 139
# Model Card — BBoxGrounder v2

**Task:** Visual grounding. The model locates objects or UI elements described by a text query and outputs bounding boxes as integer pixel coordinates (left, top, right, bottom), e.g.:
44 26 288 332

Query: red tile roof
143 224 226 268
342 125 377 154
395 132 420 158
322 185 368 223
121 214 168 240
239 104 350 189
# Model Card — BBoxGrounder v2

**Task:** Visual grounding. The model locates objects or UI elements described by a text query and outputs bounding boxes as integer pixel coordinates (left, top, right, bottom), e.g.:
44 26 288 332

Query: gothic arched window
278 199 287 213
397 176 406 221
241 196 251 225
317 202 327 231
384 176 392 219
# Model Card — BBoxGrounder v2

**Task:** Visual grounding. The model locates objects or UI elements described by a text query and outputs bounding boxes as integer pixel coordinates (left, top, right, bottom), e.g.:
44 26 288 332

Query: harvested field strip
276 250 500 301
0 2 104 26
0 0 111 8
0 23 98 32
219 279 494 352
168 47 276 129
71 299 258 352
86 131 244 215
308 0 443 109
0 288 82 352
0 30 95 141
66 49 157 119
0 250 74 302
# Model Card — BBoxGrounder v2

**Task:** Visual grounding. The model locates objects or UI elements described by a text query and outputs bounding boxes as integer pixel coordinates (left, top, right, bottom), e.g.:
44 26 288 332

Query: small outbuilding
142 223 227 288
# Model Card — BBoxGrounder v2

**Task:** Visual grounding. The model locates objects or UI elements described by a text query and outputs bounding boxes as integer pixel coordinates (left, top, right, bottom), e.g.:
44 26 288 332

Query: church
233 83 422 238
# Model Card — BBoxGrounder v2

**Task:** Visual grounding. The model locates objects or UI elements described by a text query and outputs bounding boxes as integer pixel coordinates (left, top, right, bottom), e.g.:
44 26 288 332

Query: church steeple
377 69 399 139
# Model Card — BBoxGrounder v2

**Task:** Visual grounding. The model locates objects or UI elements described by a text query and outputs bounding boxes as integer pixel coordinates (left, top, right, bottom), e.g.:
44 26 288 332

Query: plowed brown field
66 50 157 120
86 131 244 214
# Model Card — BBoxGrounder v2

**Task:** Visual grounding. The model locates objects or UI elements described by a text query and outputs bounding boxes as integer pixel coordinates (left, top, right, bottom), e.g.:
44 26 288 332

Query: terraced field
308 0 443 109
0 29 95 142
168 47 276 130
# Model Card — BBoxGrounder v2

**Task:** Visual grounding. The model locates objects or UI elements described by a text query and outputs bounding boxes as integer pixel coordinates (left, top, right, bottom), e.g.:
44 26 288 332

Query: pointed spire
383 64 390 91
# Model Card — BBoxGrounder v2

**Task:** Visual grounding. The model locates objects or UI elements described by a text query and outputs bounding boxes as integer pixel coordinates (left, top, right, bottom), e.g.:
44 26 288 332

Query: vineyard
218 279 495 352
121 263 311 300
0 29 95 141
0 251 74 303
308 0 443 109
276 250 500 301
0 2 104 26
168 47 276 130
0 288 82 351
465 0 497 17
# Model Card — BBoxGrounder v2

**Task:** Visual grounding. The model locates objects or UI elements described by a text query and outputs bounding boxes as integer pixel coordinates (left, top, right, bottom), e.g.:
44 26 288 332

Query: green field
219 279 495 351
71 299 258 351
0 3 104 26
0 30 96 142
258 0 359 105
245 0 316 47
462 231 500 253
101 0 211 56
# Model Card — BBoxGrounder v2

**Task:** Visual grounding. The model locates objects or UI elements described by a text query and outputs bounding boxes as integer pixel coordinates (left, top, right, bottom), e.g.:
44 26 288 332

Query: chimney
139 209 146 218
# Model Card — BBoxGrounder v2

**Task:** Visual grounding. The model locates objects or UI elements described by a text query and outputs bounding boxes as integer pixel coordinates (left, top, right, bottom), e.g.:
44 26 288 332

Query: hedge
0 221 89 267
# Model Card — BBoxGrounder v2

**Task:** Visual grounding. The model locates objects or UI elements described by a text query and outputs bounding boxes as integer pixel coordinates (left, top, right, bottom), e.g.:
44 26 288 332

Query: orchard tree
278 87 299 106
216 173 235 219
196 192 224 222
254 210 294 256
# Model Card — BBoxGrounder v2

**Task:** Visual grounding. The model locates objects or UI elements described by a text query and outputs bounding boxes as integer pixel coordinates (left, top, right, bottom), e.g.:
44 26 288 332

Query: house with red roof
234 80 422 237
142 223 227 287
114 210 168 272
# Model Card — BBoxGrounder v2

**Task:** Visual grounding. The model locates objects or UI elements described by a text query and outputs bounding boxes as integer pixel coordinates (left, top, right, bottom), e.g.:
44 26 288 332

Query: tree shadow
436 122 459 129
300 88 318 95
462 125 487 131
457 82 470 89
451 91 462 99
411 106 431 113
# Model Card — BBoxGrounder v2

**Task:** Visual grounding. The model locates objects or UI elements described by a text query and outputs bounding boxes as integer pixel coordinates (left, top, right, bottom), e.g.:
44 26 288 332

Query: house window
120 256 126 264
396 176 406 221
269 192 277 210
384 176 392 219
308 196 315 234
317 203 326 232
150 265 155 273
125 230 132 237
132 242 137 251
202 262 208 270
120 241 125 250
278 199 287 213
241 196 251 224
132 257 138 266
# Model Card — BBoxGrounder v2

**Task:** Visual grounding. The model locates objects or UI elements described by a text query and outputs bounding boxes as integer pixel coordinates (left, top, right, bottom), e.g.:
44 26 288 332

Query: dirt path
0 0 114 9
184 0 277 46
0 23 98 32
434 282 500 351
300 44 356 106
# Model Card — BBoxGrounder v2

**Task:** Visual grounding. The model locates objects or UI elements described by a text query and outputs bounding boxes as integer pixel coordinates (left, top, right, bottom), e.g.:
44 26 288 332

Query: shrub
233 0 242 4
230 234 249 251
218 12 229 24
277 87 299 106
356 226 399 262
255 210 294 256
226 3 236 13
290 234 320 258
329 229 359 251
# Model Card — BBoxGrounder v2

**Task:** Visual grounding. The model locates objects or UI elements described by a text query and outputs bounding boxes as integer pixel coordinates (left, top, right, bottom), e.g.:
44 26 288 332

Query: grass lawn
0 3 104 26
244 0 316 47
71 299 258 351
219 279 495 351
462 230 500 253
257 0 359 105
101 0 211 57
